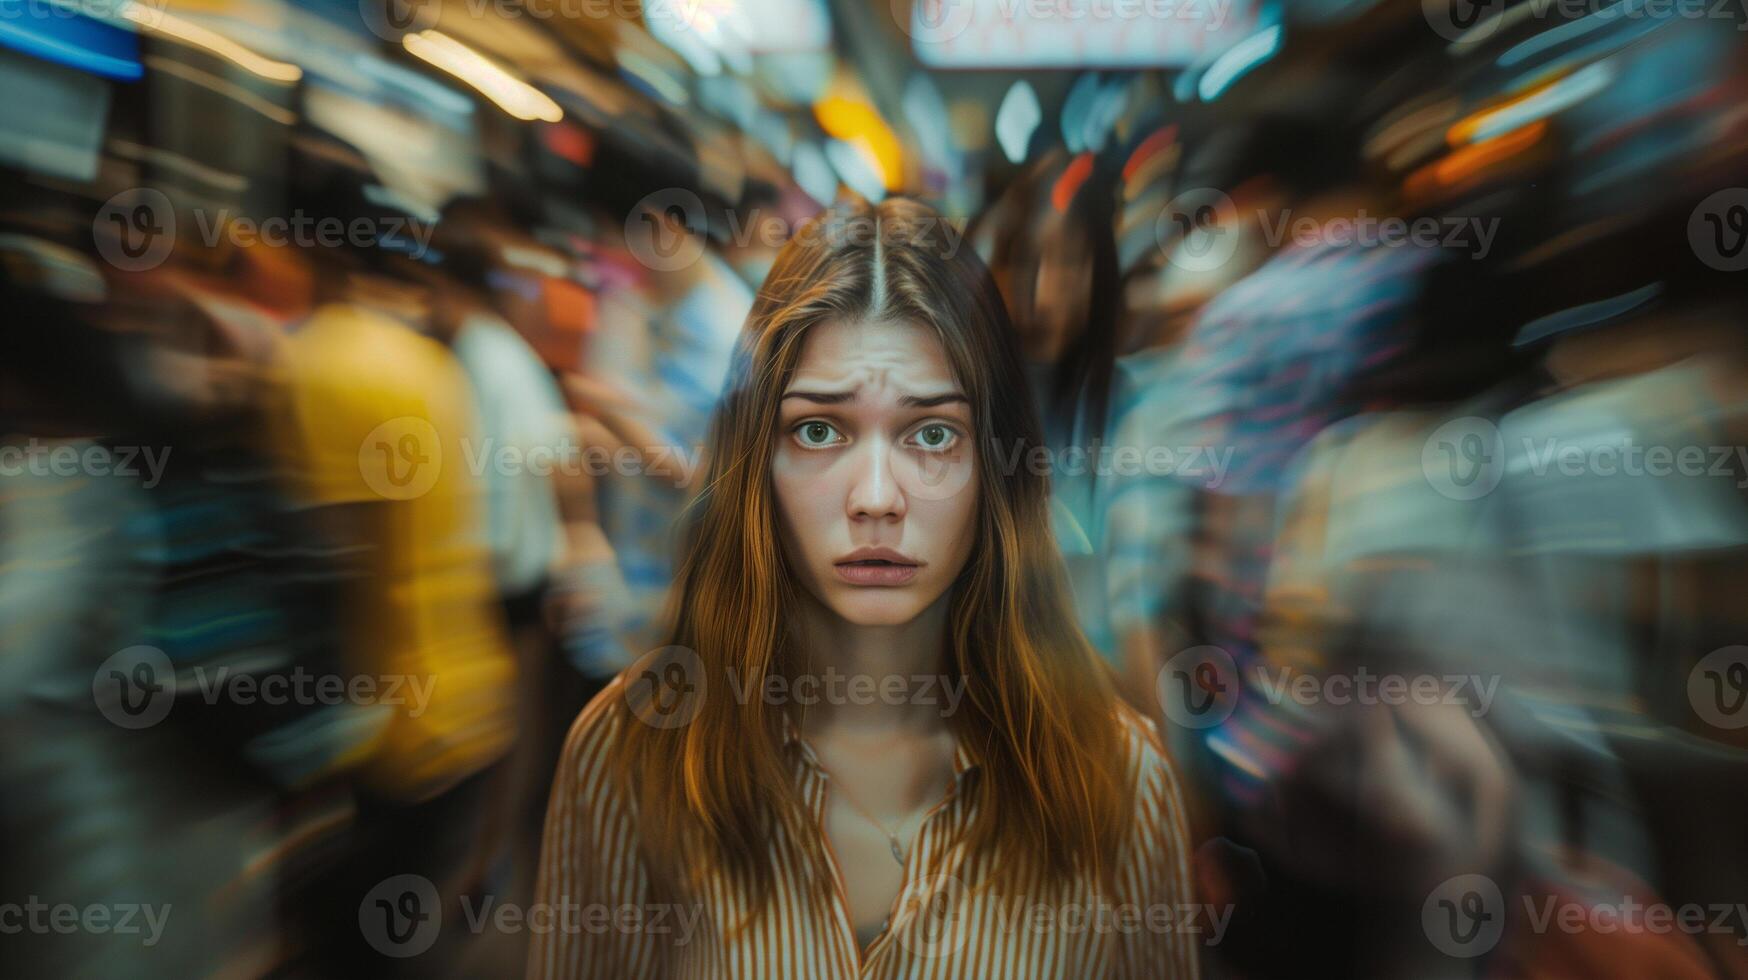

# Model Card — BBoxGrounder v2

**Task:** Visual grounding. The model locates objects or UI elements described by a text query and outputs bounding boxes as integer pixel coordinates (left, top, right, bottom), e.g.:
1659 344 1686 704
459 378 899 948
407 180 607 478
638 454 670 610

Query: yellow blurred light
403 30 563 123
814 95 902 191
121 2 301 83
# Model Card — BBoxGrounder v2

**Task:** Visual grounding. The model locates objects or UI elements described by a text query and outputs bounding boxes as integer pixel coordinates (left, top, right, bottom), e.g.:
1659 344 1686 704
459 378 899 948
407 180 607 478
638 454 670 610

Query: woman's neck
790 589 955 738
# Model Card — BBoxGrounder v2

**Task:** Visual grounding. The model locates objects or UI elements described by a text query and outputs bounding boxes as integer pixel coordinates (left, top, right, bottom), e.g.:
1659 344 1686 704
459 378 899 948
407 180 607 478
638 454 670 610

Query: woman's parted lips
833 546 922 567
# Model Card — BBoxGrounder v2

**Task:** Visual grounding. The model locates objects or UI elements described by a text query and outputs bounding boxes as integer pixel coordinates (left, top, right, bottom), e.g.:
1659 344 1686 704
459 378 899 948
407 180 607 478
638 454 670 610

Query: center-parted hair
610 196 1136 917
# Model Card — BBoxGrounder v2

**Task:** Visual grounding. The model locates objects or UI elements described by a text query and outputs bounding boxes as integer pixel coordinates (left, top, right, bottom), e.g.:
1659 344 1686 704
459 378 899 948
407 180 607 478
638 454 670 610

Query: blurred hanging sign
905 0 1258 68
645 0 831 74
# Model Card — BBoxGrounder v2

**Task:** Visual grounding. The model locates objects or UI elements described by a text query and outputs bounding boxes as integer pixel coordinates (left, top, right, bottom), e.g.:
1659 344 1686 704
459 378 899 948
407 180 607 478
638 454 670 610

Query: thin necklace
819 766 933 867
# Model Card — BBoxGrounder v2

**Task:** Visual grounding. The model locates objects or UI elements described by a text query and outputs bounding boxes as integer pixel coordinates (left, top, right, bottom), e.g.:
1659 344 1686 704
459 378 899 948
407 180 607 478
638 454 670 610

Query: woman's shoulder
1111 700 1191 825
553 674 638 808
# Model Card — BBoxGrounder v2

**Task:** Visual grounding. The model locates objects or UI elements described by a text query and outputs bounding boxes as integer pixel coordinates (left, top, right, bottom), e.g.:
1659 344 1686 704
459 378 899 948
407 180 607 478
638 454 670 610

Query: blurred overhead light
403 29 561 122
1061 72 1101 153
995 79 1041 164
910 0 1256 68
1450 63 1612 145
122 2 301 83
1198 23 1280 101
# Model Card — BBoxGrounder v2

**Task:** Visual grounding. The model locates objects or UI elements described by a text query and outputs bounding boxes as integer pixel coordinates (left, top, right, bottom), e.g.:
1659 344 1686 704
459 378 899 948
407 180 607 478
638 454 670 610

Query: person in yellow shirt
272 295 517 802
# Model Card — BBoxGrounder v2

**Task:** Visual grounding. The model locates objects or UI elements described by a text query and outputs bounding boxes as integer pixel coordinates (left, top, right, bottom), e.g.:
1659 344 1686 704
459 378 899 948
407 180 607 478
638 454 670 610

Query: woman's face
773 318 980 627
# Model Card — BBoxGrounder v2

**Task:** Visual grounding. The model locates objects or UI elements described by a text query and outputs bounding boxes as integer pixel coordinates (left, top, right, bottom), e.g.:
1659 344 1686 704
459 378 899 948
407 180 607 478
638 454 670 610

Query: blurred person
563 189 754 665
976 151 1125 662
530 198 1200 978
0 231 340 978
1101 126 1306 712
412 197 617 904
1121 158 1436 779
260 154 517 976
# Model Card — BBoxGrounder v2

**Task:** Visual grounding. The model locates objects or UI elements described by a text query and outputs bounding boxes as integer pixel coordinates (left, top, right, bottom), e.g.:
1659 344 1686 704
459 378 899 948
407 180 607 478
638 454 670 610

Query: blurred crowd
3 0 1748 977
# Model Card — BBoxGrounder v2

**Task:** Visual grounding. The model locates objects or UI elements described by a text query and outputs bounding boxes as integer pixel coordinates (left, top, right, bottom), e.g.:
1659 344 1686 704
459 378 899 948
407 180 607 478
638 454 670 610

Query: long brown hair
611 195 1135 915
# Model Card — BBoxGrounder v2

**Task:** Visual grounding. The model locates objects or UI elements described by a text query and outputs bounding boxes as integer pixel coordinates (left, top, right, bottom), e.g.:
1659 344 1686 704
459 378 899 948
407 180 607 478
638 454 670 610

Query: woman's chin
821 590 935 628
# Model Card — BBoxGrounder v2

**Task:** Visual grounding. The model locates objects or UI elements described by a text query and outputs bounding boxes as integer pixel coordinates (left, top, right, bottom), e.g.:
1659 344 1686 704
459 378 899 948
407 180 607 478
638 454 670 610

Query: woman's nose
845 437 906 522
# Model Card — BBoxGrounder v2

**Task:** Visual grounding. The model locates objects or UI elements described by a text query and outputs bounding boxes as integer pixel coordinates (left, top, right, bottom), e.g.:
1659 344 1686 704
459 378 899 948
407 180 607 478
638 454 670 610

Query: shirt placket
785 730 975 978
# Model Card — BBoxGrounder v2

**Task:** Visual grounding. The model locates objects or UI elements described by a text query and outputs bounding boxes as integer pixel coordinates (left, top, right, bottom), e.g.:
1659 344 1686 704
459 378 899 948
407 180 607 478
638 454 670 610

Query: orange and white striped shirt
529 675 1203 979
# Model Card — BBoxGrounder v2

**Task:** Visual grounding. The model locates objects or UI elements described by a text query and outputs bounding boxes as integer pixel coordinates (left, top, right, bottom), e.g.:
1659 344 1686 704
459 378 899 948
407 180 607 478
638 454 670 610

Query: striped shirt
529 675 1203 978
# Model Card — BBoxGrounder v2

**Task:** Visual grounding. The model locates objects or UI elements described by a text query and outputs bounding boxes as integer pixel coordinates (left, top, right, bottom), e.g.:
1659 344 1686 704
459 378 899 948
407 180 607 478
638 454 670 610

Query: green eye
911 424 958 452
796 421 840 448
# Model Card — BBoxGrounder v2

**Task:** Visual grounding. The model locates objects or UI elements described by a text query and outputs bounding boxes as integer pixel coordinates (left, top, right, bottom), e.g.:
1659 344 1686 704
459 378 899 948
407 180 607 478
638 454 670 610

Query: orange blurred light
1406 121 1546 200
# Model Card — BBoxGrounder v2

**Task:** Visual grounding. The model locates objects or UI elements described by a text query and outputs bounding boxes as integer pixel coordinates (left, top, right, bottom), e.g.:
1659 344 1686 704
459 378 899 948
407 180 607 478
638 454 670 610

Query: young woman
529 198 1200 978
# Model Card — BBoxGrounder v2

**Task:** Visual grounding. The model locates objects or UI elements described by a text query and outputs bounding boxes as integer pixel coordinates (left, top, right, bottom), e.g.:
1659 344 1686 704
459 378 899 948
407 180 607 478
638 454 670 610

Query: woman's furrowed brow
779 389 968 407
899 392 970 408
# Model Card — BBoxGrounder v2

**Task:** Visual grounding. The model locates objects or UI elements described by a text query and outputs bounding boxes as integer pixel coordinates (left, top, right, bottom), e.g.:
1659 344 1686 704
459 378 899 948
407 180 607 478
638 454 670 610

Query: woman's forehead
785 318 961 396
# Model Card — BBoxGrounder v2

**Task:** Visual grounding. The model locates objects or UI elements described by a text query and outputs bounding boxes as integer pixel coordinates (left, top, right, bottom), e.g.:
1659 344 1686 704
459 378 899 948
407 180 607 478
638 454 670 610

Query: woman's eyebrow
899 392 969 408
780 390 855 404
